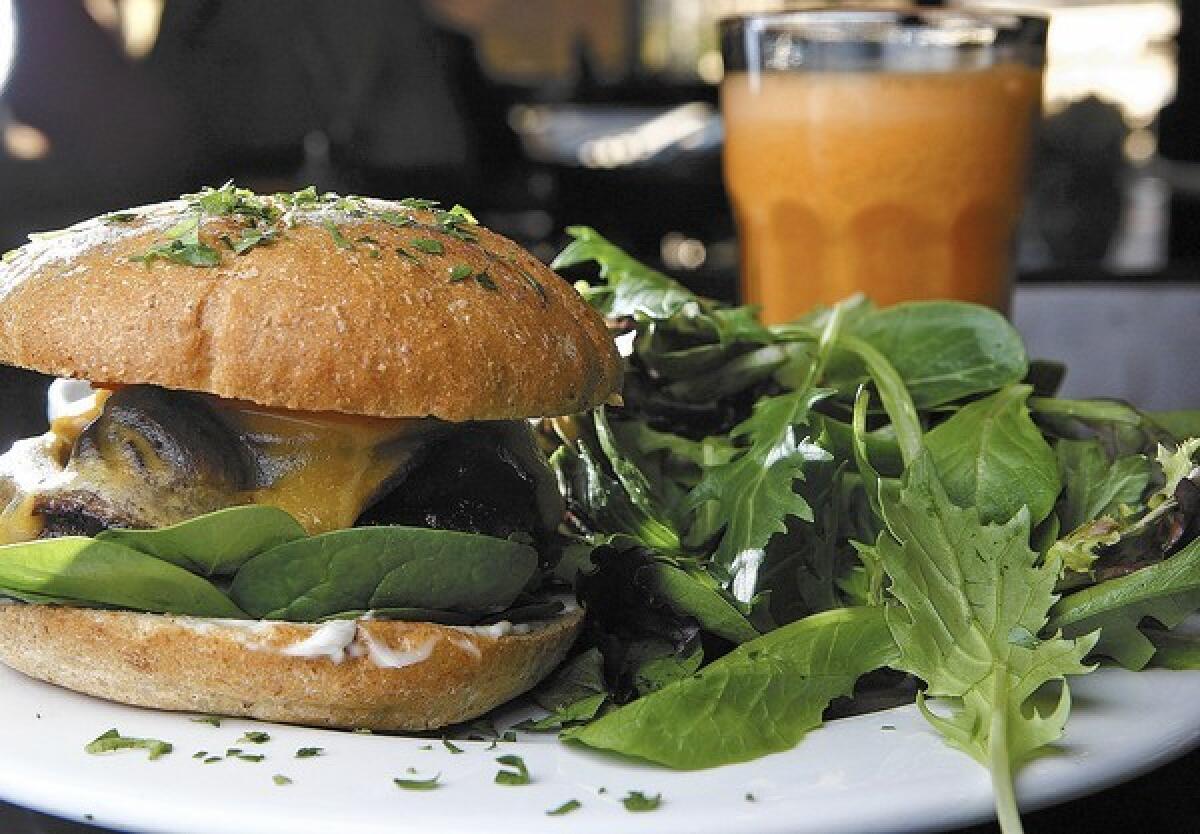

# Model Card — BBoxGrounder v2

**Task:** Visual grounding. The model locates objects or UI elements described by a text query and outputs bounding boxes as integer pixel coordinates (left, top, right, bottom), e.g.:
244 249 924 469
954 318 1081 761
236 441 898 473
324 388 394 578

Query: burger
0 184 621 730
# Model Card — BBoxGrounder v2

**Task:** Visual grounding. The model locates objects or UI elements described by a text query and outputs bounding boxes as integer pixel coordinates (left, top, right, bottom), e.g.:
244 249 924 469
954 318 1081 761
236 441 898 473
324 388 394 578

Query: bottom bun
0 604 583 731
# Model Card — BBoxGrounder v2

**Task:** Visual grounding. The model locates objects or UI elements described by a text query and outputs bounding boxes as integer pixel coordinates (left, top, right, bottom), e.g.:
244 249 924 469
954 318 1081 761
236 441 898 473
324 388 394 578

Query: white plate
0 661 1197 834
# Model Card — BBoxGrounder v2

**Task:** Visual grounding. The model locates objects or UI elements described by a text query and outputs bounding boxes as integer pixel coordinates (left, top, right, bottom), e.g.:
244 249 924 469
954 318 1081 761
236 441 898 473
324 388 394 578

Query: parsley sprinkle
192 751 207 759
881 724 896 731
378 210 412 227
103 212 138 225
273 774 292 786
475 271 498 291
395 246 418 262
521 269 548 304
398 197 439 210
240 731 270 744
85 729 173 761
191 716 222 727
204 757 223 764
295 747 324 758
394 773 440 791
494 754 531 786
449 264 473 282
410 238 444 255
621 791 662 812
442 739 464 754
324 221 354 250
236 753 265 763
417 744 433 751
546 799 581 816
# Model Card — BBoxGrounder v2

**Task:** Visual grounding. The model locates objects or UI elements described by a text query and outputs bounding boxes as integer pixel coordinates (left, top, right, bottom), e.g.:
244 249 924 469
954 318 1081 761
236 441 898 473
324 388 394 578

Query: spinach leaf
0 538 245 617
229 527 537 620
97 506 306 576
926 385 1061 526
878 453 1094 834
562 607 897 769
841 301 1028 408
1047 537 1200 670
1054 440 1151 532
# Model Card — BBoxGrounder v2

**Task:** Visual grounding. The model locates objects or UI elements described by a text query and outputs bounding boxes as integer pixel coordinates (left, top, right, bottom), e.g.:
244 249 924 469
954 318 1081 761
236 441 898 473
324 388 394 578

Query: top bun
0 186 621 421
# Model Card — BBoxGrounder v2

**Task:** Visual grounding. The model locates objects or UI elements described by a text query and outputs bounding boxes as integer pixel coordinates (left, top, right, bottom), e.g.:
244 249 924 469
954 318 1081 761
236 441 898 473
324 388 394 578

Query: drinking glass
720 7 1047 323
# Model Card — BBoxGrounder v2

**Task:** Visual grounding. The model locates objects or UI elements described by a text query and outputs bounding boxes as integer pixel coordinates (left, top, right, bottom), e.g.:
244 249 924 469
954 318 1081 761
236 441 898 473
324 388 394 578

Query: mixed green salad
2 223 1199 832
535 228 1200 833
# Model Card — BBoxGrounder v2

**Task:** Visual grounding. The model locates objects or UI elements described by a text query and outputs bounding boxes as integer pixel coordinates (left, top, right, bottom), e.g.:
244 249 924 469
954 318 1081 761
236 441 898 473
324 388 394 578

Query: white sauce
279 620 358 663
359 630 439 669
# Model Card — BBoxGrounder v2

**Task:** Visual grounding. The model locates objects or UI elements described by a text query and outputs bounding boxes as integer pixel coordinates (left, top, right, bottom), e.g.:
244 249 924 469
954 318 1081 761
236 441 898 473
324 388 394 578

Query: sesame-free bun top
0 186 621 421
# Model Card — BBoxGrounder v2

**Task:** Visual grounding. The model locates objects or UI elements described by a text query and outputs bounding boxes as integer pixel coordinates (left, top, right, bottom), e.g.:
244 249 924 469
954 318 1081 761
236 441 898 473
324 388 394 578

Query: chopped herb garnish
236 753 265 763
494 754 531 786
395 246 418 262
881 724 896 731
85 729 173 760
745 793 756 802
442 738 464 754
519 269 548 304
449 264 473 282
103 212 139 225
191 716 222 727
296 747 324 758
203 756 223 764
621 791 662 812
597 787 607 795
410 238 444 255
227 228 276 255
240 731 270 744
225 748 242 756
475 271 498 291
378 210 413 228
394 773 441 791
352 728 373 735
324 221 355 250
417 744 433 751
273 774 292 786
398 197 439 210
192 751 207 759
501 731 517 742
546 799 582 816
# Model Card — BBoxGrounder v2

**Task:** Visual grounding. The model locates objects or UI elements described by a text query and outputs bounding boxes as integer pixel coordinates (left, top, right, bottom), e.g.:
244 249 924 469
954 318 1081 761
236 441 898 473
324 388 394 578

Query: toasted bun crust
0 605 583 730
0 196 620 420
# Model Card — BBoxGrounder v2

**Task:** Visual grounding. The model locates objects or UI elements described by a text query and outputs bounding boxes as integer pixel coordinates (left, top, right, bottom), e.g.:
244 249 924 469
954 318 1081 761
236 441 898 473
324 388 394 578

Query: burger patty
2 385 562 542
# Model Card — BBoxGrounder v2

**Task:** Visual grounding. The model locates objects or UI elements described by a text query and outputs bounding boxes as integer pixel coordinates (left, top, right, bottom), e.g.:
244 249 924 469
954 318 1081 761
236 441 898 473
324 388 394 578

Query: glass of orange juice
720 8 1047 323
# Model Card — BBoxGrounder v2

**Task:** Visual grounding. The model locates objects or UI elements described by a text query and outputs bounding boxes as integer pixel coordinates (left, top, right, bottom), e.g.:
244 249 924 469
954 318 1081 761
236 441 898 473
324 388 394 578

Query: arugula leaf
878 454 1095 834
1054 440 1151 532
229 527 537 620
685 389 832 596
1047 537 1200 670
85 729 172 760
1145 630 1200 670
925 385 1061 526
553 226 703 322
1047 518 1122 575
640 563 759 644
563 607 897 769
0 538 246 617
97 506 306 577
553 226 770 344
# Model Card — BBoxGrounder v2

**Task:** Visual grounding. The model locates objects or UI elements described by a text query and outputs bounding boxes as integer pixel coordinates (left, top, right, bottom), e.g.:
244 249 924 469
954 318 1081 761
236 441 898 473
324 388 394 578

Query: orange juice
722 64 1042 323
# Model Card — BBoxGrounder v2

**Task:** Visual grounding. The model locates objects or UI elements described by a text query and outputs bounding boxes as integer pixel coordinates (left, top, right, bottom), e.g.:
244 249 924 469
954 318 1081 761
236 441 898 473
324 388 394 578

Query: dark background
0 2 1198 832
